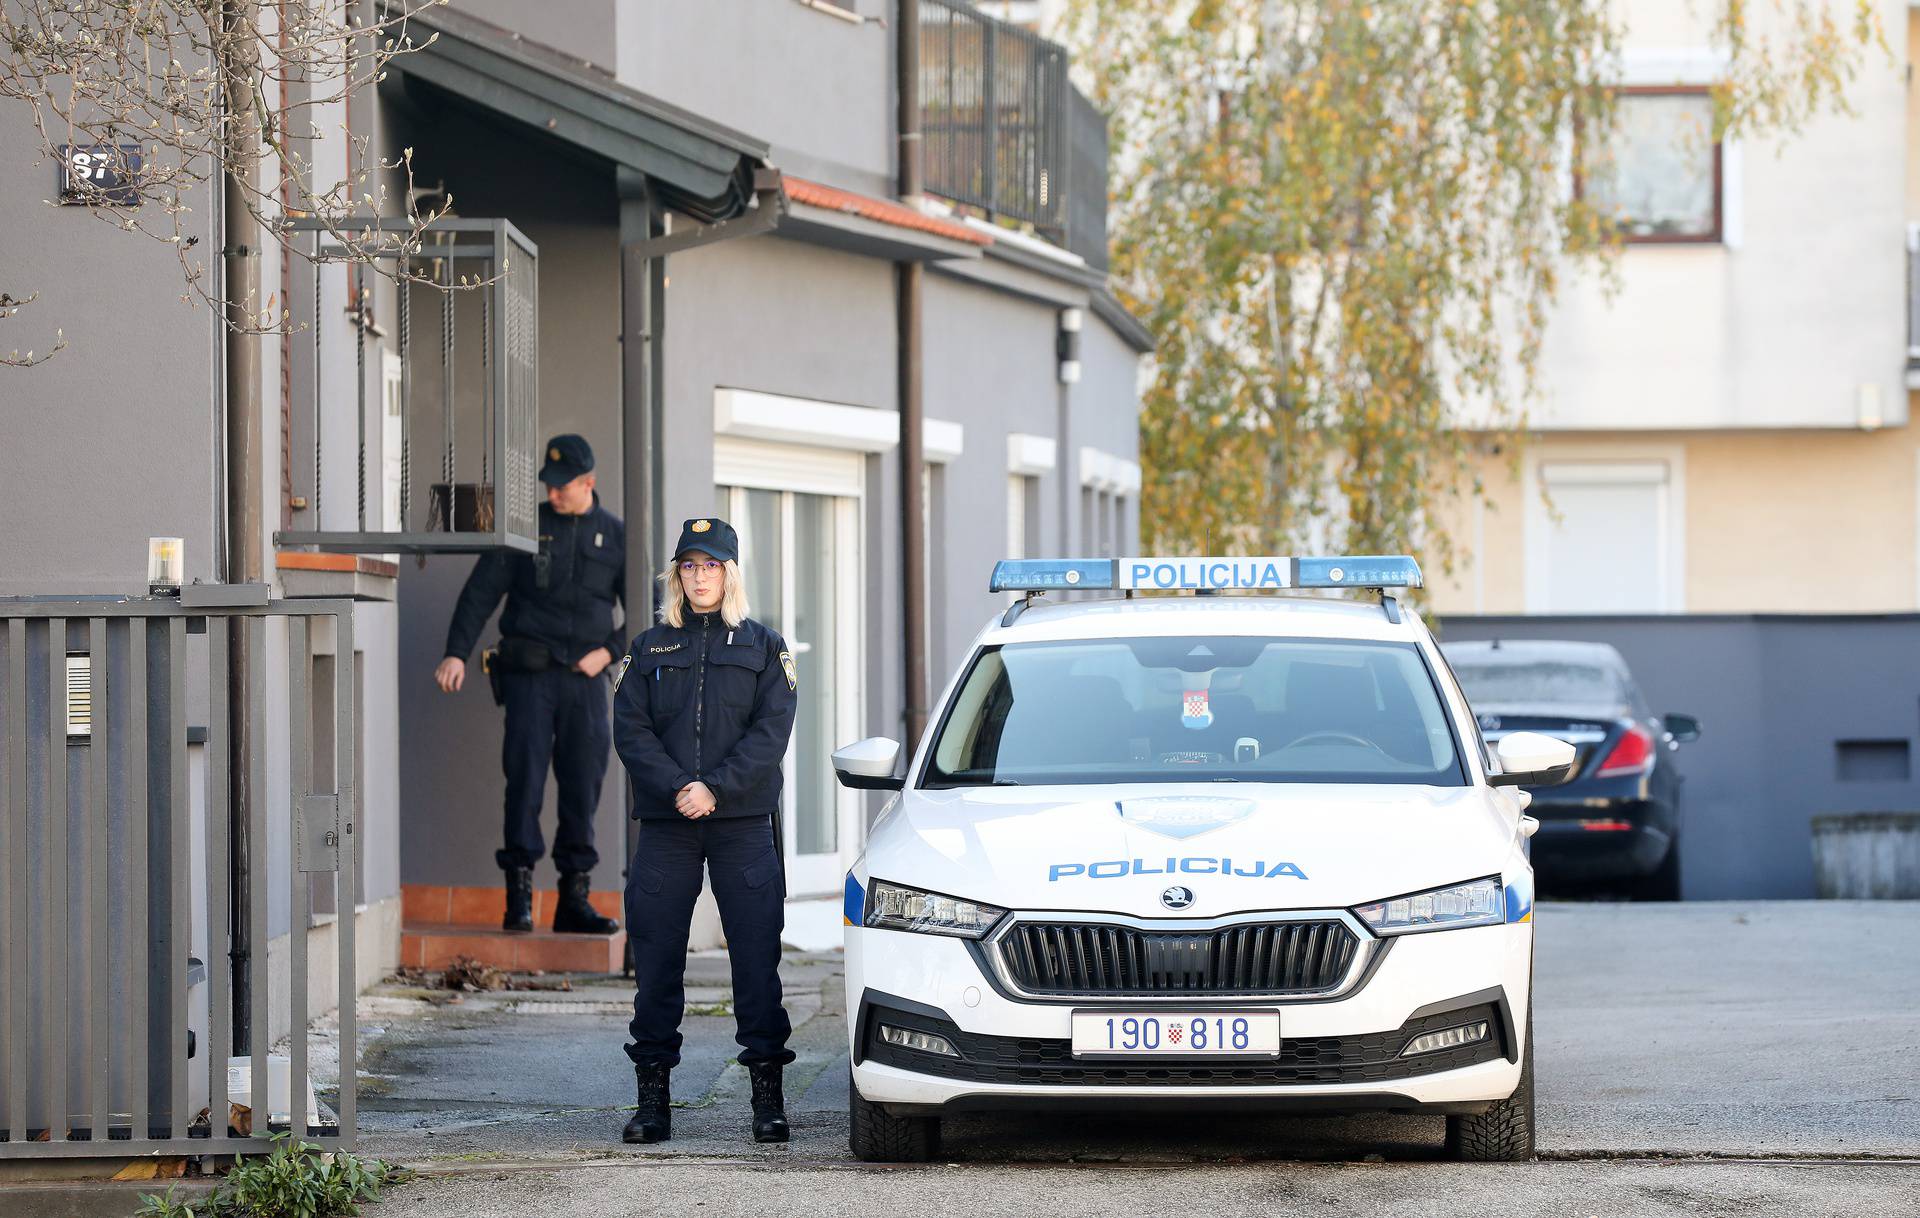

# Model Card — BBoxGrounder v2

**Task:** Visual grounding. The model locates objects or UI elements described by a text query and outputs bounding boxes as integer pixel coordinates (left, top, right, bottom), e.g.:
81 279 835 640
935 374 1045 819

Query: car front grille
993 918 1362 998
862 1001 1508 1087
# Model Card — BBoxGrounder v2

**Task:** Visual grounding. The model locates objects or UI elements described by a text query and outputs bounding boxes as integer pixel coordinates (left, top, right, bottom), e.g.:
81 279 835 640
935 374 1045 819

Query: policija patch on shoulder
611 654 632 692
779 650 797 691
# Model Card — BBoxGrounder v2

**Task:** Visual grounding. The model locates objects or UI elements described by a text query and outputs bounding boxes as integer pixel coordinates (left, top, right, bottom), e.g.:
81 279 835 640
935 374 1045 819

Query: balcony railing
920 0 1108 266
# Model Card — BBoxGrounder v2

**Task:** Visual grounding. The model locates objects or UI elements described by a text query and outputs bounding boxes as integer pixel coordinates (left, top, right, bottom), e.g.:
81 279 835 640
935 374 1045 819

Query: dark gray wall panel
1436 613 1920 899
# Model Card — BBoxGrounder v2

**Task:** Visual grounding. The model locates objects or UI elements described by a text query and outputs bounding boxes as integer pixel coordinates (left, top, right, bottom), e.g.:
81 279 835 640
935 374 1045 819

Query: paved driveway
348 902 1917 1217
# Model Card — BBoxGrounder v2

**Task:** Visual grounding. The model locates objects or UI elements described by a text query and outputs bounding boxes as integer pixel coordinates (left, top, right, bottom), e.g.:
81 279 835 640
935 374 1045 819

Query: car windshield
924 636 1464 787
1449 658 1625 706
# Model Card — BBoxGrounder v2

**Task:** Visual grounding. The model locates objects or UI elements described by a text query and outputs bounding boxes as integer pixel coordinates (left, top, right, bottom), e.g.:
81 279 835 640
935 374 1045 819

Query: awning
389 7 770 223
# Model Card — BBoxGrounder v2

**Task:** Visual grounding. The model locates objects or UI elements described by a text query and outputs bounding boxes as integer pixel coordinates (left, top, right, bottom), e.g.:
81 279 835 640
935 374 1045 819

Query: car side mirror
1490 730 1577 787
1663 713 1701 744
833 736 904 791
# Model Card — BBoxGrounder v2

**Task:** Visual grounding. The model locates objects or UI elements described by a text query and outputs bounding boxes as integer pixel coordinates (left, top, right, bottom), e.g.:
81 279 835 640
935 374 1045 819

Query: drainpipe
897 0 929 746
220 0 263 1054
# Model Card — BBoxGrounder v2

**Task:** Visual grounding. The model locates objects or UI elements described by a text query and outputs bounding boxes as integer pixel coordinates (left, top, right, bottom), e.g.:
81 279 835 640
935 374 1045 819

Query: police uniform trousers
497 667 609 873
624 815 795 1069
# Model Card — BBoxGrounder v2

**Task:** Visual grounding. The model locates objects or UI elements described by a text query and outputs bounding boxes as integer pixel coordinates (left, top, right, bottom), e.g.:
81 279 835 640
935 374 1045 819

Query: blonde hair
657 556 749 629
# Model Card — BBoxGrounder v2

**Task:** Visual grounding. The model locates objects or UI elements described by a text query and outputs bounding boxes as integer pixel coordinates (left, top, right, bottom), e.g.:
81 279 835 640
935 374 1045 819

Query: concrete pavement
346 901 1920 1215
14 902 1914 1216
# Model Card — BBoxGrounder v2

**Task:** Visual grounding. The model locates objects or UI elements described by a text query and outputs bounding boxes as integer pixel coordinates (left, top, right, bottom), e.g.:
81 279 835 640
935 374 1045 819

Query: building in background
1430 0 1917 899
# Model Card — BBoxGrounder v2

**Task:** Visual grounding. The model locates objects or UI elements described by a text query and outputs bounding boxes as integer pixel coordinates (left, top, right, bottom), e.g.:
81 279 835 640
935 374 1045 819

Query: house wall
1435 612 1920 899
620 0 893 197
0 114 220 596
1530 0 1910 433
1427 428 1920 617
922 273 1064 671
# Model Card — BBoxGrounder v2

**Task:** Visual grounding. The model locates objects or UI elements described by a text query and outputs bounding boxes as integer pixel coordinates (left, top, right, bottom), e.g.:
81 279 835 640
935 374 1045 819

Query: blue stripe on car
844 873 865 926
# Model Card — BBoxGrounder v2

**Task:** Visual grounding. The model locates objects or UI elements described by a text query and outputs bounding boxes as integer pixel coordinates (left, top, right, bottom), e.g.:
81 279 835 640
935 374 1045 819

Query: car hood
860 782 1521 919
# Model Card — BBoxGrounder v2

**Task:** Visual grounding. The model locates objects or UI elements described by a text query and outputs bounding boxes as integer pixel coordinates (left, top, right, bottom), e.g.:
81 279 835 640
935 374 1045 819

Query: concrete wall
1434 612 1920 899
1428 427 1920 616
1529 0 1910 432
923 273 1064 672
619 0 893 196
0 107 220 595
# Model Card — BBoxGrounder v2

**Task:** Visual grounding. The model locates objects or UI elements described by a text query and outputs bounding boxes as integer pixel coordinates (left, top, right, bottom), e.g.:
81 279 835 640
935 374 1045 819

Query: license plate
1070 1011 1280 1058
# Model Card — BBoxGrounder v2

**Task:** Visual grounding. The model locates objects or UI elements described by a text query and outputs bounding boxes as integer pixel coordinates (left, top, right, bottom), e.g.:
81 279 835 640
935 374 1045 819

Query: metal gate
0 597 357 1158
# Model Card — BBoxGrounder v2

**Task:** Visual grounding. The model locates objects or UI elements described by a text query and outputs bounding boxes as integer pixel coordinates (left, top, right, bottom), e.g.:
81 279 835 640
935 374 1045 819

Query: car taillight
1594 725 1655 777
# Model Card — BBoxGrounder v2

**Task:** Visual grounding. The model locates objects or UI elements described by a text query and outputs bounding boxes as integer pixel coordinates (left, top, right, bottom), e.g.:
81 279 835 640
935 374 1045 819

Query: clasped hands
675 780 717 819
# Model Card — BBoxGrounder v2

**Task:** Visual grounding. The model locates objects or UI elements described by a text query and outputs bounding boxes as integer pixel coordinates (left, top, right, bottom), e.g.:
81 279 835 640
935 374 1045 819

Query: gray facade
1436 613 1920 900
377 0 1150 906
0 0 1146 954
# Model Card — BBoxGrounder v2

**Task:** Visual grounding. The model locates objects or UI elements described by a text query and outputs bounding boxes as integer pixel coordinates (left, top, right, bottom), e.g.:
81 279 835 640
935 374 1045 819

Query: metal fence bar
167 616 188 1139
206 617 232 1143
248 614 268 1142
287 616 310 1140
87 617 109 1141
46 617 67 1141
0 601 360 1159
5 620 26 1143
334 611 357 1146
125 620 148 1139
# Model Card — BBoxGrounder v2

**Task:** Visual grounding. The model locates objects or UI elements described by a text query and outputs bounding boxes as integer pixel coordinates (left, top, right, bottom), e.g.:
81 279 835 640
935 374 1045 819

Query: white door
717 483 862 898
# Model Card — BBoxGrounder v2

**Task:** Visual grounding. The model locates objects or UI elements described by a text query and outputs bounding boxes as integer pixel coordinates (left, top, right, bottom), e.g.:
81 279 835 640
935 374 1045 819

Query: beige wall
1429 419 1920 616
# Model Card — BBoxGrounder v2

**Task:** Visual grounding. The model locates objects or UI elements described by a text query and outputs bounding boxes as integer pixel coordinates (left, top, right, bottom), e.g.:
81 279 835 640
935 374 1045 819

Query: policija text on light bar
987 556 1425 595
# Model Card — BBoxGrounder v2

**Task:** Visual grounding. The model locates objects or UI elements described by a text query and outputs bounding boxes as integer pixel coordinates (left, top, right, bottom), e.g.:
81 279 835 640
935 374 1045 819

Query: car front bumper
846 918 1531 1115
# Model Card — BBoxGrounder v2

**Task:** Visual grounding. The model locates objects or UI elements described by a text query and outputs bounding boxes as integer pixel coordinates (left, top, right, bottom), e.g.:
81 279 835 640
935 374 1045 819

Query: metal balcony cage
920 0 1071 237
275 217 540 555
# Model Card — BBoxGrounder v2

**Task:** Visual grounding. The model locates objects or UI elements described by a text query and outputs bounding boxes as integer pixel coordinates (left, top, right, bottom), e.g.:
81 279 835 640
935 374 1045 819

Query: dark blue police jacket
612 613 798 820
443 498 626 667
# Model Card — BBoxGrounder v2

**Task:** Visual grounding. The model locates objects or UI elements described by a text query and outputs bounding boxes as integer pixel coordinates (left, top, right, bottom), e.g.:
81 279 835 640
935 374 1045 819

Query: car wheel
1634 836 1682 902
848 1068 940 1162
1445 1006 1535 1162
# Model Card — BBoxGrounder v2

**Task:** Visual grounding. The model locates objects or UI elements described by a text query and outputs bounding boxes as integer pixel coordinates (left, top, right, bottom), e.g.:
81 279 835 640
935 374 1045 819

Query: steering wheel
1281 731 1387 754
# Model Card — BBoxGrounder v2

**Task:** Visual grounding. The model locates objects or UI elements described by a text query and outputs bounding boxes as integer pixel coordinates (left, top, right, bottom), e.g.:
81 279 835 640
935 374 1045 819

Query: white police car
834 556 1573 1162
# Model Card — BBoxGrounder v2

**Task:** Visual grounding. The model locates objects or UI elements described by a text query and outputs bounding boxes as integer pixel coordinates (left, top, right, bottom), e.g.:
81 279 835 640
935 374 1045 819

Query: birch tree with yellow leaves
1064 0 1884 567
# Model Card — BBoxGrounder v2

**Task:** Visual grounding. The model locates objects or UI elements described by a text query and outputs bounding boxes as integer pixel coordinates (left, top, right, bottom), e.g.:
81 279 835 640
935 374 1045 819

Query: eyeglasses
679 560 722 575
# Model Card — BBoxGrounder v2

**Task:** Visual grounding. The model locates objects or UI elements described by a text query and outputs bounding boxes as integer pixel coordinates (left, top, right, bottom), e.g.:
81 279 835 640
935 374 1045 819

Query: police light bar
988 555 1423 593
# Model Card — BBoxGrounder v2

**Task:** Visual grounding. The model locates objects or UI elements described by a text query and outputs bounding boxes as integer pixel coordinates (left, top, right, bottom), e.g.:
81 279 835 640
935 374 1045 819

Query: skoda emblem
1161 885 1195 910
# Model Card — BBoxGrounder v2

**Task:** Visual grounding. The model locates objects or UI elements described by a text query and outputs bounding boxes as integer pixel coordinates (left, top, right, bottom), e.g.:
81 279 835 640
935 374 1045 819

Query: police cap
674 517 739 564
539 434 595 487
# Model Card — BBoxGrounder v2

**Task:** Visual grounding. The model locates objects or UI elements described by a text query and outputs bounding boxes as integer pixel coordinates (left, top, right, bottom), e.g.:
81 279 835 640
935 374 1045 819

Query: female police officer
612 517 799 1145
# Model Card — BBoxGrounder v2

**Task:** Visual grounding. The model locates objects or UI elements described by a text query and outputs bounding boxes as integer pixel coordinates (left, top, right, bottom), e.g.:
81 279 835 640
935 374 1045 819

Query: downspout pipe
897 0 929 747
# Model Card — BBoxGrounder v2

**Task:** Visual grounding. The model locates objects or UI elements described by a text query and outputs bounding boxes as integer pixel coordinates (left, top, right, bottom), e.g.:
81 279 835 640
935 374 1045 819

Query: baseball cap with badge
539 434 595 487
674 517 739 564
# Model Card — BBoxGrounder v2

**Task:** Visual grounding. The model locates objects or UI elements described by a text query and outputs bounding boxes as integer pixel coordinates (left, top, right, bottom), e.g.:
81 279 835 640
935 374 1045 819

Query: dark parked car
1440 640 1700 900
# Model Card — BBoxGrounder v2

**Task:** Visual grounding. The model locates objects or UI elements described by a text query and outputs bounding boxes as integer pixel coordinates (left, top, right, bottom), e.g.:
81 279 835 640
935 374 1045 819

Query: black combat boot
553 871 619 935
747 1062 790 1144
502 866 533 933
621 1065 671 1144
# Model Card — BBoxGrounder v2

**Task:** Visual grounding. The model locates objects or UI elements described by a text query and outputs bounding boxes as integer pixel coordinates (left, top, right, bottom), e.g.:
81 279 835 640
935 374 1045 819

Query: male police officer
435 434 624 937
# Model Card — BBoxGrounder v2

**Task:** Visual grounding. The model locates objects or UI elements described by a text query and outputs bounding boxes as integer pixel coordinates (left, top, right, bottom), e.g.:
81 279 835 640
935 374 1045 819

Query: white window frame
714 426 867 899
1523 445 1687 614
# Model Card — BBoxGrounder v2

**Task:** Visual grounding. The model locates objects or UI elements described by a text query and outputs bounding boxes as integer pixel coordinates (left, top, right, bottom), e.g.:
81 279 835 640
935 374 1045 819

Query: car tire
1445 1007 1536 1162
848 1068 940 1163
1634 836 1682 902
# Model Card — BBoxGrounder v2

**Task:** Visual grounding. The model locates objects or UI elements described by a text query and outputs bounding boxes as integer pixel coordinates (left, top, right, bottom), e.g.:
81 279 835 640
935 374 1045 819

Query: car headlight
864 879 1008 939
1353 877 1505 936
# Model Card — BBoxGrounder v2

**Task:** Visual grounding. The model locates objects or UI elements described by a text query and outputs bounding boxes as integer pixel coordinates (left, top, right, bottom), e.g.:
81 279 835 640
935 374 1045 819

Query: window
925 637 1465 788
1583 88 1721 244
1527 461 1677 613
